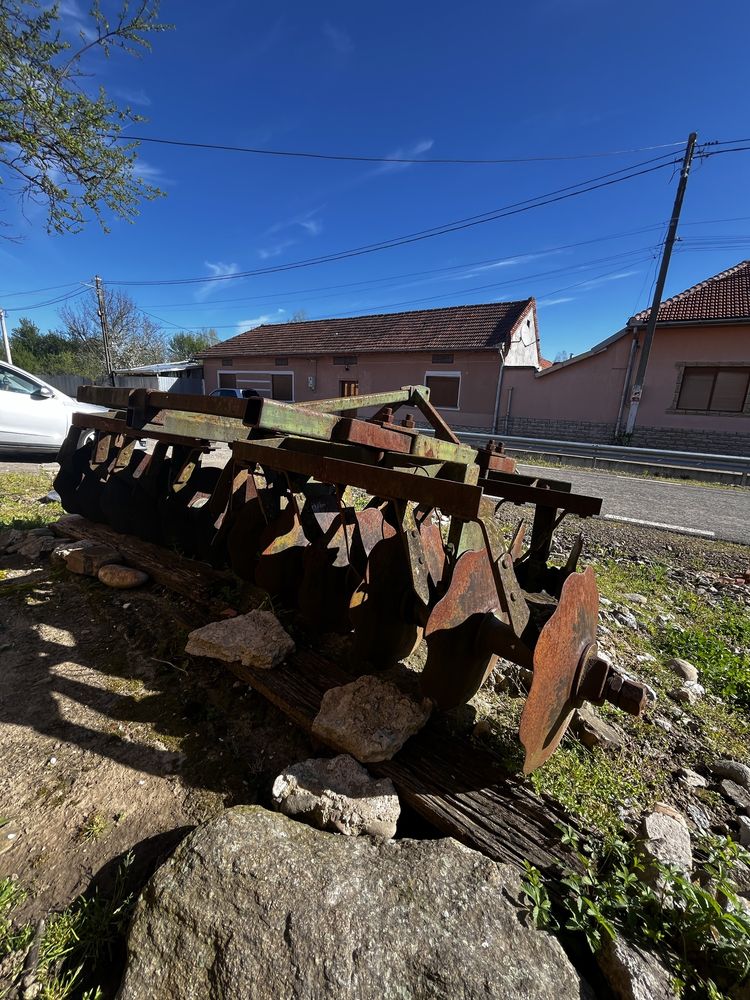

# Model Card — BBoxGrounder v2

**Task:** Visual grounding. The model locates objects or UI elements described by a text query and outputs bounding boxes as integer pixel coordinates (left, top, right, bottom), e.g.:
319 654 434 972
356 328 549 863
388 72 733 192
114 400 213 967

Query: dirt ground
0 553 312 923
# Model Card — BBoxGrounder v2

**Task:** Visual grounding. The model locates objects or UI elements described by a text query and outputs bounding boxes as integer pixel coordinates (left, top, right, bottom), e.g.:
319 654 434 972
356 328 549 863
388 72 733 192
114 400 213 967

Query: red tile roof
539 357 553 369
199 301 533 357
628 260 750 326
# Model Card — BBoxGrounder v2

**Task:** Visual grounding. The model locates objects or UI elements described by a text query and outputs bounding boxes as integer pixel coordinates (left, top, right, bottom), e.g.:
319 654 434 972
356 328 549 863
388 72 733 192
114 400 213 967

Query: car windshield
0 367 39 394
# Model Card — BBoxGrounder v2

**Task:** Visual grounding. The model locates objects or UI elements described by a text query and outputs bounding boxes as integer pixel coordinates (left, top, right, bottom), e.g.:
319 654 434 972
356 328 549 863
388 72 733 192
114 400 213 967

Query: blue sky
2 0 749 359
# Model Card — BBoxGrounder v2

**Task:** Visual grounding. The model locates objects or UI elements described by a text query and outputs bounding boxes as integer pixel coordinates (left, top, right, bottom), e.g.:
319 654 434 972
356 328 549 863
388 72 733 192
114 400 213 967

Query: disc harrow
55 383 649 773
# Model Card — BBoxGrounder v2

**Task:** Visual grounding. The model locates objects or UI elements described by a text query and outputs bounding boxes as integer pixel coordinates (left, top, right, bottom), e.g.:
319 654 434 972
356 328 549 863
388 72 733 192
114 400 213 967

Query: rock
51 539 95 567
571 706 624 751
624 593 648 606
738 816 750 848
271 754 400 838
97 564 149 589
118 807 583 1000
718 779 750 814
712 760 750 791
669 682 704 705
665 657 699 683
614 608 639 629
65 543 121 576
185 609 294 669
312 675 431 762
598 936 678 1000
675 767 707 789
684 802 711 831
640 809 692 875
0 527 24 553
653 802 687 825
16 533 57 560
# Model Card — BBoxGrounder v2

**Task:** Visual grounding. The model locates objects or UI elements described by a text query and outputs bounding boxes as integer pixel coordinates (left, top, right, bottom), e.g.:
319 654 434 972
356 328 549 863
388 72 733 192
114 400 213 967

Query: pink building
499 260 750 455
199 300 545 431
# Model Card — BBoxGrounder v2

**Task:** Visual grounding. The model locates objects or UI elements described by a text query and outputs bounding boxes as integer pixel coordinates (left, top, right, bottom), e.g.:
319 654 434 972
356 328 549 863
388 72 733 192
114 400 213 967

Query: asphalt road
2 453 747 546
516 463 750 546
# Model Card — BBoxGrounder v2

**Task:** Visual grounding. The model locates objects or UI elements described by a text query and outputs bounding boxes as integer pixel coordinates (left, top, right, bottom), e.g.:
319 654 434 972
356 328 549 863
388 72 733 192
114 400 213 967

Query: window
218 373 237 388
0 366 41 394
333 355 357 366
222 357 234 367
431 353 454 364
676 367 750 413
339 380 359 398
275 357 289 366
425 372 460 409
271 374 293 401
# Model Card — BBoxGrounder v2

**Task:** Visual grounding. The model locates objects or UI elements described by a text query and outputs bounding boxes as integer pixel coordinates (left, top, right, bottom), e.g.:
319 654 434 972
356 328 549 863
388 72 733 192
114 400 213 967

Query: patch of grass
0 855 135 1000
530 739 662 837
0 471 62 531
592 557 670 602
522 828 750 1000
651 594 750 711
77 813 109 843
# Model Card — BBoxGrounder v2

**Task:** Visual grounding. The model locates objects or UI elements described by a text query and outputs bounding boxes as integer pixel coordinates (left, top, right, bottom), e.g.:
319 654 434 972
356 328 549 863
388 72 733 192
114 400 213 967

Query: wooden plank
229 649 579 876
52 515 235 613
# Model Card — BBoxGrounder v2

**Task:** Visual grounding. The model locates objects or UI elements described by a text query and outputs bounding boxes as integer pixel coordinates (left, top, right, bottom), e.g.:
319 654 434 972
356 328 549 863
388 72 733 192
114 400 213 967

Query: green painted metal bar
295 386 419 412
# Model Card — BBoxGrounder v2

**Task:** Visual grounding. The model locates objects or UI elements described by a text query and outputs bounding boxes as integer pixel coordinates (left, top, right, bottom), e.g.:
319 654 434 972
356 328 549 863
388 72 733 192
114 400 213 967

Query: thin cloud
236 308 285 333
577 269 639 290
257 239 297 260
195 261 241 302
323 22 354 54
369 139 435 177
452 249 565 280
538 296 575 306
113 86 152 107
267 208 323 238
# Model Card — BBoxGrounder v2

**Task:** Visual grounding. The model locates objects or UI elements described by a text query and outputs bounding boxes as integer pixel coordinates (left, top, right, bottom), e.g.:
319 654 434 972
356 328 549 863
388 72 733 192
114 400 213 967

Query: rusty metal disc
421 548 499 709
255 502 308 606
518 566 599 775
298 510 359 633
349 533 421 668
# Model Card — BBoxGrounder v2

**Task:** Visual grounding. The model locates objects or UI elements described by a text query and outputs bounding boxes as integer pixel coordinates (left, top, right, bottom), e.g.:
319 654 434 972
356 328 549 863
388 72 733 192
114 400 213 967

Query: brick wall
503 416 616 444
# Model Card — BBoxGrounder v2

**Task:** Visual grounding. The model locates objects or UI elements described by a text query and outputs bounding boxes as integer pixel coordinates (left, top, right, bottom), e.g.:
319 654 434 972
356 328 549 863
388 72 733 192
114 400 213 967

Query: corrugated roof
199 301 532 357
629 260 750 326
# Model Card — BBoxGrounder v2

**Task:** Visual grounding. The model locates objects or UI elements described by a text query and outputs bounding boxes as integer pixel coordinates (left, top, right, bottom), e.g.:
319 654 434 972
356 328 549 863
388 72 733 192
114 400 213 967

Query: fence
42 373 205 396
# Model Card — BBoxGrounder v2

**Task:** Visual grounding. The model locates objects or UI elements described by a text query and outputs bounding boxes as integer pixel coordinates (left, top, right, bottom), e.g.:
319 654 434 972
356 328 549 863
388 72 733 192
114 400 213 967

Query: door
0 364 69 449
339 380 359 397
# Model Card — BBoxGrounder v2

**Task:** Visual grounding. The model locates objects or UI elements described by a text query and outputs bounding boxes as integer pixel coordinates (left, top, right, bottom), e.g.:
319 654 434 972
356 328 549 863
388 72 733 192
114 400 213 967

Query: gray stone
51 539 95 567
669 682 704 705
185 609 294 669
712 759 750 791
0 527 24 553
624 593 648 606
665 657 699 683
571 706 624 751
598 936 678 1000
271 754 400 838
97 564 149 589
66 543 121 576
312 674 431 762
614 608 639 629
118 807 583 1000
719 779 750 814
676 767 707 789
738 816 750 848
17 534 57 560
640 810 692 874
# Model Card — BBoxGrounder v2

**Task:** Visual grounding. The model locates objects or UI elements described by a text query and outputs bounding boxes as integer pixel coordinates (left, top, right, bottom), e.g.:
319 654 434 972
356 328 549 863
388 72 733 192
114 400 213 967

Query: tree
9 316 79 373
58 286 166 376
554 350 574 363
0 1 170 235
167 328 219 360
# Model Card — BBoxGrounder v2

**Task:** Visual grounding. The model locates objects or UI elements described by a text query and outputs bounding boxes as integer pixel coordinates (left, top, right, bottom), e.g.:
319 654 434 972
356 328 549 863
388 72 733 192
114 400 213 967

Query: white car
0 361 106 454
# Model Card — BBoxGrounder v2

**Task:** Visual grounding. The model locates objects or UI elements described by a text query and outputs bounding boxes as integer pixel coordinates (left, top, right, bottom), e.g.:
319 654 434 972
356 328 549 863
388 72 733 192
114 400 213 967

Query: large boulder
117 807 584 1000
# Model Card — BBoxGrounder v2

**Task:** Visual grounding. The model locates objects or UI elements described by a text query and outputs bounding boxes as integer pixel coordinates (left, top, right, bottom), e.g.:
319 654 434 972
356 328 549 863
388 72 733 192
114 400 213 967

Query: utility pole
0 308 11 364
624 132 698 437
94 275 115 386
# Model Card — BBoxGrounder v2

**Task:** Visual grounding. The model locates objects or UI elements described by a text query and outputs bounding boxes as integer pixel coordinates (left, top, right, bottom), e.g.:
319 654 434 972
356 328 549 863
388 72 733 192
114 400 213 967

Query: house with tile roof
199 300 543 431
497 261 750 454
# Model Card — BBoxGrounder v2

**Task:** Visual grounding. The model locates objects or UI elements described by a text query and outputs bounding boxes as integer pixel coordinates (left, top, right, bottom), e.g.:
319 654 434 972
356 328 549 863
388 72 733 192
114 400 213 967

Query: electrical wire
0 281 82 300
111 153 681 287
4 287 86 313
113 133 687 165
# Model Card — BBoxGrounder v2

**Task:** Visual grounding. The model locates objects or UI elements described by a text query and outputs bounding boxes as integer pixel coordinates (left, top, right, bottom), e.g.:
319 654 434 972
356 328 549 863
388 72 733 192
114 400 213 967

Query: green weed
0 471 63 531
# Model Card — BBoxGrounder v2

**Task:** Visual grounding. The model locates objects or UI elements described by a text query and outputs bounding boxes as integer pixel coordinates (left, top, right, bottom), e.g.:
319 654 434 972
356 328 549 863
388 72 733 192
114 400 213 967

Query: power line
4 287 86 313
114 133 686 165
111 152 681 287
0 281 81 299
